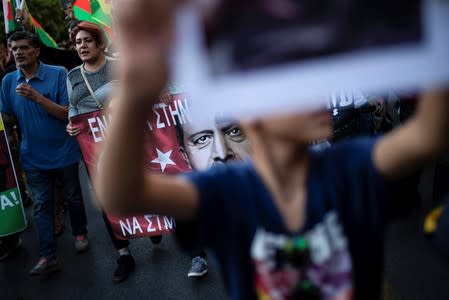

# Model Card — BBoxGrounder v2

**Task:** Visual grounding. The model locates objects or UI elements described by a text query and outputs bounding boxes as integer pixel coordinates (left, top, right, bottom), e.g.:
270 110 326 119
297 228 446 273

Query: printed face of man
180 114 251 170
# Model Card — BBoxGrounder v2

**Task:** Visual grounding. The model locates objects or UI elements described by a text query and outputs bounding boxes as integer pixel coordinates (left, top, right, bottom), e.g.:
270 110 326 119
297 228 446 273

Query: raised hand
112 0 176 105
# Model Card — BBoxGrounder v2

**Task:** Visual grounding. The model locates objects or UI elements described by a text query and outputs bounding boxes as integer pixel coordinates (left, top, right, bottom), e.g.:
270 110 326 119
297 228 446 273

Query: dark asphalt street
0 163 228 300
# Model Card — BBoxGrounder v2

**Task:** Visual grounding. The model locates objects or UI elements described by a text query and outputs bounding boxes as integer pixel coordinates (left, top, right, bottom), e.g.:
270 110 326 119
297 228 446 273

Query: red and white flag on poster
70 94 192 240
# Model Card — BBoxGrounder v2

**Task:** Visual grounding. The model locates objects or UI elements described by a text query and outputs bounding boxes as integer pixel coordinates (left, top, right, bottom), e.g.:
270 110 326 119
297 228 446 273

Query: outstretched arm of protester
95 0 199 221
374 89 449 180
15 9 34 33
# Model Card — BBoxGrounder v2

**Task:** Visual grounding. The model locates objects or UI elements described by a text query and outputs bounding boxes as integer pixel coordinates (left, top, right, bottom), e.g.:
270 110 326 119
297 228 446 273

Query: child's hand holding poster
172 0 449 118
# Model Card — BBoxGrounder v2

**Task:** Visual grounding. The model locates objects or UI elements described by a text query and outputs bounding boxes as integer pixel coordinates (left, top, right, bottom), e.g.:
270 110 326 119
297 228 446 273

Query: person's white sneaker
187 256 208 278
74 236 89 253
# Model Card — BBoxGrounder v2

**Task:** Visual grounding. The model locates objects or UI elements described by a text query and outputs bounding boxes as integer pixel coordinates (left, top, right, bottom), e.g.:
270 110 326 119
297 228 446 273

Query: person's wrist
33 94 43 104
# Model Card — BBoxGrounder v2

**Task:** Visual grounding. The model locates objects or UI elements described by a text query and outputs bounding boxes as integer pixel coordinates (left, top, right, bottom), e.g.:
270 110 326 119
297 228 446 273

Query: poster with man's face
173 0 449 118
175 101 252 170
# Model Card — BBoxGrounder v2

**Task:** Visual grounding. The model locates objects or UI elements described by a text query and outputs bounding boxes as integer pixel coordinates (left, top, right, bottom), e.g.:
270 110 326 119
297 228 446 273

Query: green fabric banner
0 187 26 236
0 115 26 237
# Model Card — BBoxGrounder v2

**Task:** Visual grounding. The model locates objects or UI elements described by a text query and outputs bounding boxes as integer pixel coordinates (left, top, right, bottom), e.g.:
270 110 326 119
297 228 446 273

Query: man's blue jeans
25 163 88 259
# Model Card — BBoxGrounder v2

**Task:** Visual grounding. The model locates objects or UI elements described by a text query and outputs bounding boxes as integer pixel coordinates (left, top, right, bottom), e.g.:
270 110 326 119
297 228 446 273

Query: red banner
71 94 191 240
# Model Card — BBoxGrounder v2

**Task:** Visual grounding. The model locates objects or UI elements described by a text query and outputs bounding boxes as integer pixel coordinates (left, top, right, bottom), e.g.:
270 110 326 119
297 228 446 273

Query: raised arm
374 89 449 180
15 9 34 33
95 0 198 220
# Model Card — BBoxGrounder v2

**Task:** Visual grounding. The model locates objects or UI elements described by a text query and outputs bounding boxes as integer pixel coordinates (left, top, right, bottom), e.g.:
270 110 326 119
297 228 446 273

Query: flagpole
2 0 9 33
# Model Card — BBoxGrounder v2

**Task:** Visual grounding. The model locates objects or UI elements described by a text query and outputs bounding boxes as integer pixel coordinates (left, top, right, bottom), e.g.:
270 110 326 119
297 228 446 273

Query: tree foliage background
0 0 68 44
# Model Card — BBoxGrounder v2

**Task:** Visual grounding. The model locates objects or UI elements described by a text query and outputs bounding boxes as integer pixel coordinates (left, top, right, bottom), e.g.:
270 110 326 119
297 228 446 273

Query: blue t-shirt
0 62 80 170
177 137 406 300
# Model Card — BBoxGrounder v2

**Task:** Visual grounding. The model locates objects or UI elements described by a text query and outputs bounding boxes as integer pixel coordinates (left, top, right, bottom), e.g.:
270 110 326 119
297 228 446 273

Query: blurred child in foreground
97 1 449 299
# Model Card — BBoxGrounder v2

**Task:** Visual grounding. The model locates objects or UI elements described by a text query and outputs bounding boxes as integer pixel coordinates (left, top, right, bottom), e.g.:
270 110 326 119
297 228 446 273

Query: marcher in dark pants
65 22 165 282
0 9 82 261
101 212 135 282
0 32 89 275
101 211 162 282
25 164 88 261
